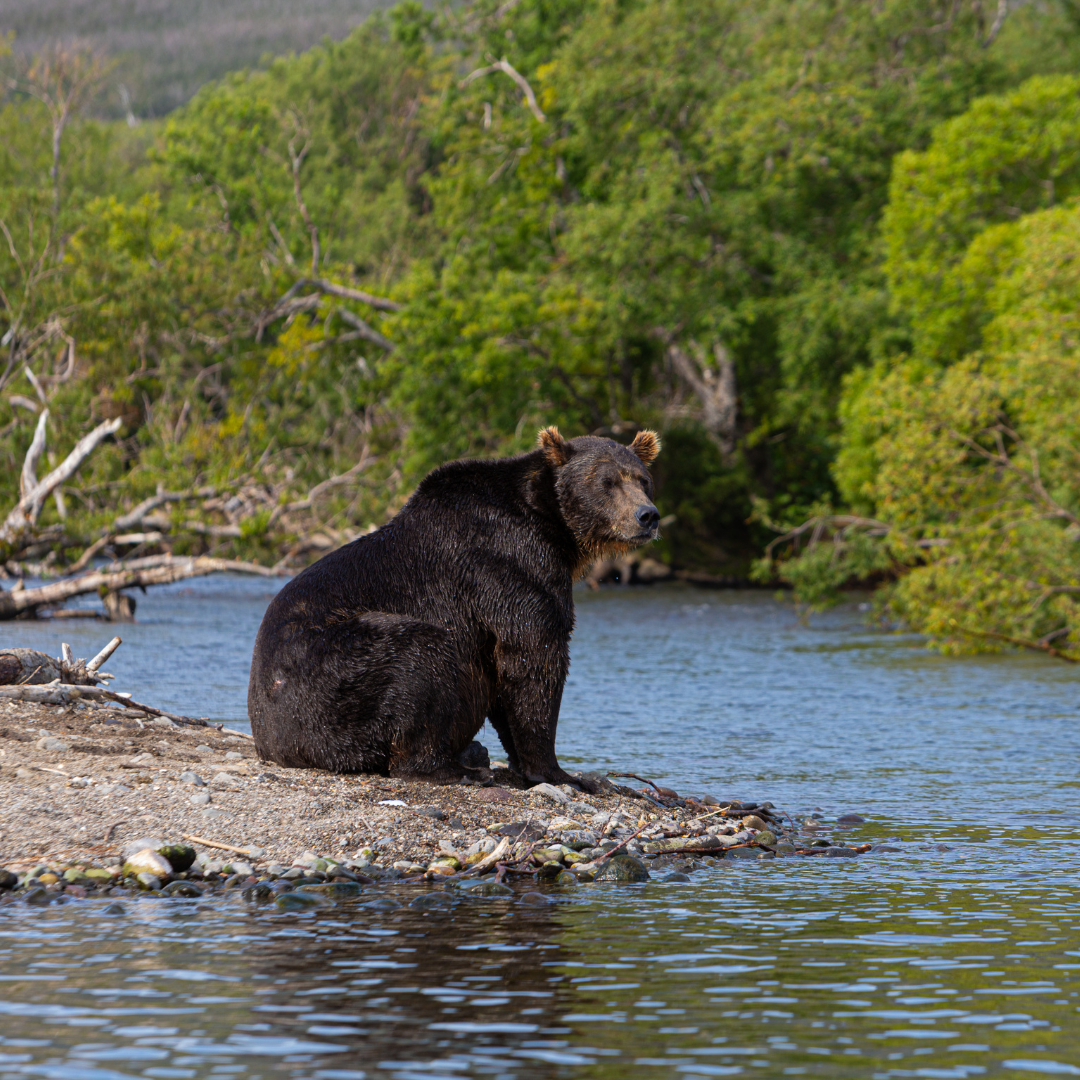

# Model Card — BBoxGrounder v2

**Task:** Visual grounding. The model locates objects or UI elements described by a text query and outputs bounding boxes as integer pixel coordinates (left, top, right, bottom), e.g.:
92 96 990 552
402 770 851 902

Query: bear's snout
635 503 660 532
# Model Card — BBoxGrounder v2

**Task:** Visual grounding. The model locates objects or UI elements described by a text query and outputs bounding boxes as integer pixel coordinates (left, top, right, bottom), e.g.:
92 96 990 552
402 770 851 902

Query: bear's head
538 425 662 563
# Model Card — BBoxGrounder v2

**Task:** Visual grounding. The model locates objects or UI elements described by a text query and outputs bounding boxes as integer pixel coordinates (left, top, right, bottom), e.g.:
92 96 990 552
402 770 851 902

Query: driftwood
0 554 283 620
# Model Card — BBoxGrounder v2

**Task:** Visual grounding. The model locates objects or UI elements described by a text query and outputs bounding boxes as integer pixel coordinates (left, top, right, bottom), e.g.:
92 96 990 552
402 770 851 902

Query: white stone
35 736 69 751
211 772 242 790
124 848 172 876
528 782 569 805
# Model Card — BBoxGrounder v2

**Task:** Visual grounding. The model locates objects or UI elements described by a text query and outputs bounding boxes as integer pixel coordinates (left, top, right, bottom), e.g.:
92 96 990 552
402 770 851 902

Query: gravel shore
0 697 870 902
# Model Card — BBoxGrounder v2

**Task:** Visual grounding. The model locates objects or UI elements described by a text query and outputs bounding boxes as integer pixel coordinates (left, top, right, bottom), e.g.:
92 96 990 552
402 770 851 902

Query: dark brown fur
247 428 661 788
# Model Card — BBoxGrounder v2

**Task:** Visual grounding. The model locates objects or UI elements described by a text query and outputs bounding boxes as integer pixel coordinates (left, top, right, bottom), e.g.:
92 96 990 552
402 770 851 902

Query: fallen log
0 554 284 620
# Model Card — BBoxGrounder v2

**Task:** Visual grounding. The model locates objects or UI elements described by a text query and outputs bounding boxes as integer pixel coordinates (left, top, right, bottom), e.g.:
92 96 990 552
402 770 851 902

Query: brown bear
247 426 661 789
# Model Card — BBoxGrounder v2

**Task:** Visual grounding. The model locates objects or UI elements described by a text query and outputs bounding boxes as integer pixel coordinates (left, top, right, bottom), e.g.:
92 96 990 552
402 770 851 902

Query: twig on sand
182 835 253 856
606 771 677 797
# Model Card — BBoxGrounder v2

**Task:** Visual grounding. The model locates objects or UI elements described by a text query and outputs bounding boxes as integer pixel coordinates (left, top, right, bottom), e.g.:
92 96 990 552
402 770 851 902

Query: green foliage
4 0 1080 607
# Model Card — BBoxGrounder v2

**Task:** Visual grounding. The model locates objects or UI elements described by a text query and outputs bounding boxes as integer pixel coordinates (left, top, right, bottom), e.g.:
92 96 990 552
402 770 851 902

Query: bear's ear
538 425 572 467
629 428 661 466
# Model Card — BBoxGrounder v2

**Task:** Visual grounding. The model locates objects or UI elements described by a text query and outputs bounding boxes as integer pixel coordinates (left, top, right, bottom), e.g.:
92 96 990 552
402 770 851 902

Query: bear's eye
602 476 616 491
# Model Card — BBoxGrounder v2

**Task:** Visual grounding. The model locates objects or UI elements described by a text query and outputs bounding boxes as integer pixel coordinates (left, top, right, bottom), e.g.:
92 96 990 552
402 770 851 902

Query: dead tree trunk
0 555 282 620
667 341 738 459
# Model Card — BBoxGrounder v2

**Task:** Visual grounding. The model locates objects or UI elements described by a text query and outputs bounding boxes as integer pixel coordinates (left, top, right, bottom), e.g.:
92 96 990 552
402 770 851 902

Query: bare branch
461 58 546 123
286 110 320 275
19 408 49 500
983 0 1009 46
667 341 738 458
0 415 122 546
333 307 394 352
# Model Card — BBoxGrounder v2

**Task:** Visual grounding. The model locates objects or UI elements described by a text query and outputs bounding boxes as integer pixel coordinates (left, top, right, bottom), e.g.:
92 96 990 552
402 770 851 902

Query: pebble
200 807 227 819
825 846 858 858
135 872 162 890
225 861 255 877
211 773 242 790
151 717 176 728
23 887 50 905
190 791 212 806
195 745 214 754
224 751 243 761
837 813 866 824
0 870 17 890
659 871 691 883
67 777 89 788
179 771 206 786
102 902 126 915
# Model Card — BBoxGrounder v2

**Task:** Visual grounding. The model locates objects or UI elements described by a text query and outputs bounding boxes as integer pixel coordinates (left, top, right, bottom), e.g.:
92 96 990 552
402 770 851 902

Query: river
1 579 1079 1079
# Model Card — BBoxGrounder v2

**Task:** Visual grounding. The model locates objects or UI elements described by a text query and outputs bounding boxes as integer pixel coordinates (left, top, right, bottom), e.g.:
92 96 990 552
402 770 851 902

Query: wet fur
248 429 660 789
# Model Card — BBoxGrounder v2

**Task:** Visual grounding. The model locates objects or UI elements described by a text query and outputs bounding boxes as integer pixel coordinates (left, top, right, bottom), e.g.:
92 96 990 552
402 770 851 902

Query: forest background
3 0 1080 659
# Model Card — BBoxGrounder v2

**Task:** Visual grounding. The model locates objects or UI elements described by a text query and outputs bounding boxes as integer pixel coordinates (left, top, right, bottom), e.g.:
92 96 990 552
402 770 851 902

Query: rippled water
3 581 1080 1079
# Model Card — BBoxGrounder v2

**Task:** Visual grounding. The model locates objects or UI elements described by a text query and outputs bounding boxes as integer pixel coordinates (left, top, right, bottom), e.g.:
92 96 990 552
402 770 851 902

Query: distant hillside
1 0 391 117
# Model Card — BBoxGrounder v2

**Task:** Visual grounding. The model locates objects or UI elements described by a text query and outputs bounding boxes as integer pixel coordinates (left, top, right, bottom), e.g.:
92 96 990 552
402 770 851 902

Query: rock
66 885 88 898
123 849 173 877
136 872 163 891
641 835 734 855
129 753 156 765
242 883 275 902
429 856 461 871
837 813 866 824
225 751 243 761
742 815 769 831
224 861 255 878
67 777 89 789
519 891 554 905
37 872 59 885
361 897 402 912
266 863 286 877
825 846 859 858
775 841 796 854
23 887 51 905
459 880 514 897
123 838 165 860
415 806 447 820
276 891 329 911
150 717 176 728
593 855 650 883
162 881 204 897
157 845 197 872
62 868 87 884
102 902 126 915
179 772 206 787
754 830 778 848
472 786 513 804
0 870 17 890
83 868 112 882
296 882 364 897
223 873 250 890
211 773 242 790
247 846 266 859
282 867 304 880
466 837 498 857
35 737 69 751
498 821 545 841
190 791 212 806
200 808 227 819
195 744 214 754
554 871 578 886
529 782 570 805
659 871 691 883
392 861 426 874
